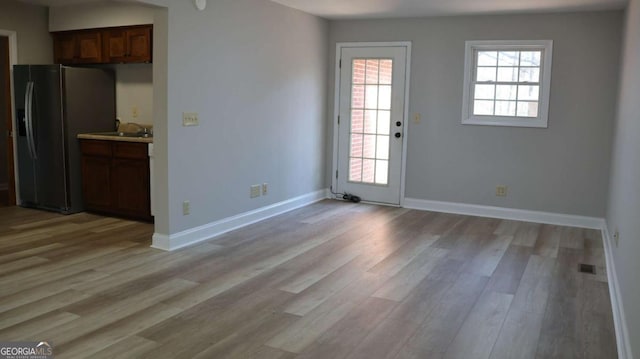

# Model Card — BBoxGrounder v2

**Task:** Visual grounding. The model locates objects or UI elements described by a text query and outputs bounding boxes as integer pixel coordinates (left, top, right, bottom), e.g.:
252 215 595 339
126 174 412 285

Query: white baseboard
403 198 604 229
151 189 328 251
601 223 632 359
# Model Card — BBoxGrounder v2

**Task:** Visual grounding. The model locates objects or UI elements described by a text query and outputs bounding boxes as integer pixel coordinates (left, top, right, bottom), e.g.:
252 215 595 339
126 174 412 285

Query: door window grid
349 58 392 185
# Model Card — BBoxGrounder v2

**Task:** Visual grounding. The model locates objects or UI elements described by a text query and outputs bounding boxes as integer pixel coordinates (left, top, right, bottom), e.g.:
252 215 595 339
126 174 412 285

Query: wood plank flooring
0 201 618 358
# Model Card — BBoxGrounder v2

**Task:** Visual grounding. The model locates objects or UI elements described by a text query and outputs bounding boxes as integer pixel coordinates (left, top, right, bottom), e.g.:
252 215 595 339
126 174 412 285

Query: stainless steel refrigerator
13 65 115 214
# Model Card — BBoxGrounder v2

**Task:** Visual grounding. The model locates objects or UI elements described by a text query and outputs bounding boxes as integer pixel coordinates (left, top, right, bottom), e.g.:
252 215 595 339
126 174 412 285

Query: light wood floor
0 201 617 358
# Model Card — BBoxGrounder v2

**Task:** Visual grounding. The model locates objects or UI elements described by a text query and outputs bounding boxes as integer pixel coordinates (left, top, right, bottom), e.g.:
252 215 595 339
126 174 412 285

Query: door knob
396 121 402 127
395 132 401 138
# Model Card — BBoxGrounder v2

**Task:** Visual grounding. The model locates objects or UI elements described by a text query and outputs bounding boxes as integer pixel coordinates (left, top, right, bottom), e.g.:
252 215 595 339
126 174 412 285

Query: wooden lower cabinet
80 140 152 221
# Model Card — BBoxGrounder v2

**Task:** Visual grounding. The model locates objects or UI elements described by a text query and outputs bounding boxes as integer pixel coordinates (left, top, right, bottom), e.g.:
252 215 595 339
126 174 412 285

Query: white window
461 40 553 128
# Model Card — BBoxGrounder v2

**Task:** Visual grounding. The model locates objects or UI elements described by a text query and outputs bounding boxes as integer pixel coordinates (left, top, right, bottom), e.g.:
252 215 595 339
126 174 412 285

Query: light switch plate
182 112 199 126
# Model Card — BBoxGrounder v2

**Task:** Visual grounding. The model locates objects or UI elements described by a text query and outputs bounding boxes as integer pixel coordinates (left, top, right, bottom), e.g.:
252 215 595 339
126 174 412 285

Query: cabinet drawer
80 140 112 157
113 142 148 159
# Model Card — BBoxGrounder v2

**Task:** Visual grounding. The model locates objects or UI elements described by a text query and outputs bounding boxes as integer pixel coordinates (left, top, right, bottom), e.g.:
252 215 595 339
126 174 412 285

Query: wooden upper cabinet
53 33 81 64
52 25 152 65
53 30 102 64
104 26 152 63
76 32 103 63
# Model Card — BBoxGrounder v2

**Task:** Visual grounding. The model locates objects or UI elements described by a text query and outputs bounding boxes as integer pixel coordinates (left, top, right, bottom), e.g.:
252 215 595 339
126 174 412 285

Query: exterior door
335 44 409 205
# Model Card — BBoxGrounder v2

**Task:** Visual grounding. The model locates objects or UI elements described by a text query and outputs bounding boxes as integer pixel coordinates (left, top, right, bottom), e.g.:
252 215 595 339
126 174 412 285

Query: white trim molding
461 40 553 128
0 30 19 202
403 198 604 229
152 189 328 251
601 223 632 359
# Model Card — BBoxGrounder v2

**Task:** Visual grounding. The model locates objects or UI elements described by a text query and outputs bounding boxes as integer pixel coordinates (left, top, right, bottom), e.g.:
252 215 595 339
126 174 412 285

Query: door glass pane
363 134 376 158
365 85 378 109
376 135 389 160
364 110 377 133
378 85 392 110
366 60 379 84
352 85 364 108
353 59 366 84
375 160 389 184
348 57 395 186
349 158 362 182
379 60 393 84
377 110 390 135
351 110 364 133
362 159 375 183
350 134 363 157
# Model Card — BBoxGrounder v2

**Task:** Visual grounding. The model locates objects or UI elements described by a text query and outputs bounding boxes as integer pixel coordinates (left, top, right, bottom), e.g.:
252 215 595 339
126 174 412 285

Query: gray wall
49 2 155 31
606 0 640 356
0 0 51 64
328 11 622 217
159 0 328 234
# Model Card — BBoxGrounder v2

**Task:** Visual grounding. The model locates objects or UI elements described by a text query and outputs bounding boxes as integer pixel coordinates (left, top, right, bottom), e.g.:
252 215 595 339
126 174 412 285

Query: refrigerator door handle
26 81 38 160
24 82 33 159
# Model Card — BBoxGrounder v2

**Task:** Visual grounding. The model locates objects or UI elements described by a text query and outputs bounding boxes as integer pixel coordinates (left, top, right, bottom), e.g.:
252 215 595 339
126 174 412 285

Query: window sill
462 116 548 128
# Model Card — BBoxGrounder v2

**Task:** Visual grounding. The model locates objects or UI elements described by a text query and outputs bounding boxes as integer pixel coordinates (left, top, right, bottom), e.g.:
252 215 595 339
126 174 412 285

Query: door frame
0 30 18 205
331 41 412 206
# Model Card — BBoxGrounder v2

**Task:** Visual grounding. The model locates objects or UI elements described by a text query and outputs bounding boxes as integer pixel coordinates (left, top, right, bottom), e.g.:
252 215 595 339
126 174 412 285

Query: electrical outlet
182 112 199 127
613 229 620 247
262 183 268 195
250 185 261 198
132 106 139 119
496 185 508 197
182 200 190 215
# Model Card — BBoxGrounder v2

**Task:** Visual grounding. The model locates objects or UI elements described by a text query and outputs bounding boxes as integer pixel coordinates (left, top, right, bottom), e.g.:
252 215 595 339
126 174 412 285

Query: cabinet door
126 27 152 63
112 158 150 218
53 33 77 64
76 32 103 64
104 29 128 63
81 156 112 210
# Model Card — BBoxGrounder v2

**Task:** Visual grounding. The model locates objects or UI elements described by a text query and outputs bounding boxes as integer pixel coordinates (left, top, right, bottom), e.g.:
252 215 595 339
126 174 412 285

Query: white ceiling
270 0 628 19
18 0 628 18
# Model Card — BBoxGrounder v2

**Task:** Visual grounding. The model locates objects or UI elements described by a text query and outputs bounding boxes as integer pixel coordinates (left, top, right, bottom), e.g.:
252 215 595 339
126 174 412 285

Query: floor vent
579 263 596 275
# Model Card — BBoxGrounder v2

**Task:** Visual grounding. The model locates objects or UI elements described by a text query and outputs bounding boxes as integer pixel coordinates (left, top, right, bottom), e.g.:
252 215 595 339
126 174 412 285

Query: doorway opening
0 35 15 206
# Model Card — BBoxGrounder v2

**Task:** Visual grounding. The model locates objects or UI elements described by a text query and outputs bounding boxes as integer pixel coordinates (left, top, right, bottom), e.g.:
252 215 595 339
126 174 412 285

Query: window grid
349 58 392 185
472 49 543 118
